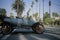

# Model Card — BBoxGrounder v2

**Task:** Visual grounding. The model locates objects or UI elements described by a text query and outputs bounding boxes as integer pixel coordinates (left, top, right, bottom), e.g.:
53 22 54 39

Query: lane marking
19 34 27 40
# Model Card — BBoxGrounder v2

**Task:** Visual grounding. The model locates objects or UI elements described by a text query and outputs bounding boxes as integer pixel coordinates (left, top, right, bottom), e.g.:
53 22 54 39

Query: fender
32 22 43 27
1 21 16 29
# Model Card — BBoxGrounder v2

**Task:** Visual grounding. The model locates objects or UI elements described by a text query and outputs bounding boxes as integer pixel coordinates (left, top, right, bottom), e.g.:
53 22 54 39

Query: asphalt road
0 27 60 40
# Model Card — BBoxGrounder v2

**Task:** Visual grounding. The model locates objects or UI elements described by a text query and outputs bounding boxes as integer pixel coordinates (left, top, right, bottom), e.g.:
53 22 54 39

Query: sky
0 0 60 18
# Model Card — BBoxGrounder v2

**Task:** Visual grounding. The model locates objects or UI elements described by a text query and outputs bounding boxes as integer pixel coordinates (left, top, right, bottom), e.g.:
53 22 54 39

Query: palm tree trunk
17 0 20 18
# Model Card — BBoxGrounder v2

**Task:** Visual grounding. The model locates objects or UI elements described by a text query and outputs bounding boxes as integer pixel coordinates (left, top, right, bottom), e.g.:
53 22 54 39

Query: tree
43 12 53 25
44 18 53 25
0 8 6 25
35 0 38 13
31 1 34 15
33 13 38 20
35 0 38 3
44 12 50 19
52 12 60 25
31 1 34 8
29 16 33 20
0 8 6 16
52 12 59 17
27 8 31 18
12 0 25 18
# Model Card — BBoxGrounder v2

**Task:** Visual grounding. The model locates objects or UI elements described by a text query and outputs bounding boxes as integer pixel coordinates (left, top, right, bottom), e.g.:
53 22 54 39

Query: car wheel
1 24 12 35
32 23 45 34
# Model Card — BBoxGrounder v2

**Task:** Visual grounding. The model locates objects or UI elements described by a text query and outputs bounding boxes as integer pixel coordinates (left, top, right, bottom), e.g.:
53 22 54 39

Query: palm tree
31 1 34 14
31 1 34 8
35 0 38 13
12 0 25 18
33 13 38 20
52 12 59 17
27 8 31 18
0 8 6 16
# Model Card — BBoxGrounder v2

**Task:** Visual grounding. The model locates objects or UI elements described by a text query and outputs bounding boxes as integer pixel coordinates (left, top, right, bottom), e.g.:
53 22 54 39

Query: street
0 26 60 40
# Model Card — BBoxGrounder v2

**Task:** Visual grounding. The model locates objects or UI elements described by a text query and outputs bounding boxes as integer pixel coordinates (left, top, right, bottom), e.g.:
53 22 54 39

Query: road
0 26 60 40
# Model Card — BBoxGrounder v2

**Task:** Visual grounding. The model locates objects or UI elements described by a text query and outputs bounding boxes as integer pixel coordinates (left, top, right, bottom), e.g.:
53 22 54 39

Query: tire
32 23 45 34
1 23 12 35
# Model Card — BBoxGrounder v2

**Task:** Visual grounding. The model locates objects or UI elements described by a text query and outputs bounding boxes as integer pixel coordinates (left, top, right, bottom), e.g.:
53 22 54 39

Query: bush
44 18 53 25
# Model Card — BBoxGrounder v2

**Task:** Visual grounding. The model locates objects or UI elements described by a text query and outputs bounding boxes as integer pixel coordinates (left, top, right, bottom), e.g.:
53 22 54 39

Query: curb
45 30 60 35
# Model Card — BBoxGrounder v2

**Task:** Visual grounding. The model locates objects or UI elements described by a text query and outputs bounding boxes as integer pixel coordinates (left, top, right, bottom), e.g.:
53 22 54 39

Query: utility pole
39 0 40 17
49 0 51 18
39 0 40 22
43 0 44 22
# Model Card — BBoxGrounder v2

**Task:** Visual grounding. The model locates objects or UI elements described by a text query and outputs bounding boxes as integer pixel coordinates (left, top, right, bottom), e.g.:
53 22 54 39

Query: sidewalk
45 25 60 35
